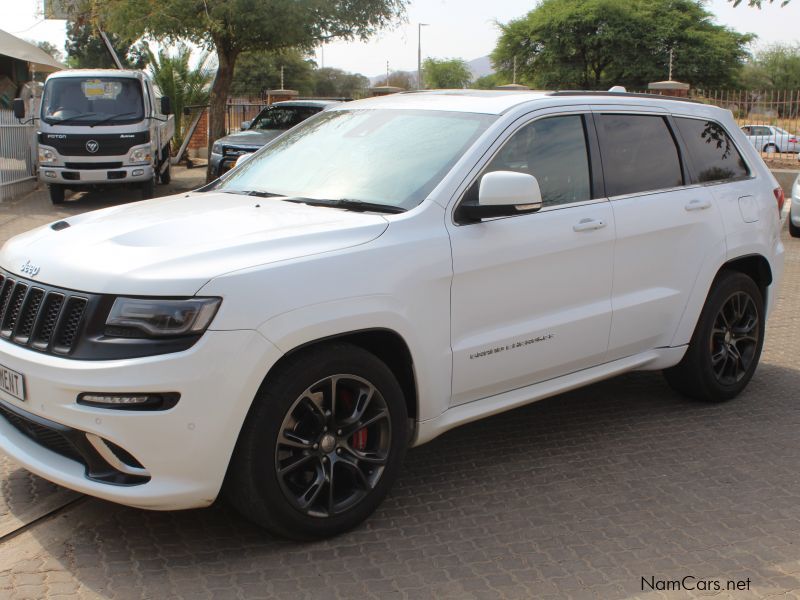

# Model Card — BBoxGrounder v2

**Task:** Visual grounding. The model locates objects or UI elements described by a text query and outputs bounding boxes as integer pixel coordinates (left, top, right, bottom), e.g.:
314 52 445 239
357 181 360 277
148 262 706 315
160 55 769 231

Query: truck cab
16 69 174 204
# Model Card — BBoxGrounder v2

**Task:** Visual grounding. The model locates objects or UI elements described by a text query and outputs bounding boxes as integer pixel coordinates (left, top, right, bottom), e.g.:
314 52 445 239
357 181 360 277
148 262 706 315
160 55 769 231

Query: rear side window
596 114 684 197
674 118 750 183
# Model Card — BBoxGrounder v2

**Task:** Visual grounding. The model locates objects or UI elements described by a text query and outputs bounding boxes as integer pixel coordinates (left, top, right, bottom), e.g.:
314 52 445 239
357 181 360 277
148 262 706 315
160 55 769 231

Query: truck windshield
216 109 496 211
41 77 145 126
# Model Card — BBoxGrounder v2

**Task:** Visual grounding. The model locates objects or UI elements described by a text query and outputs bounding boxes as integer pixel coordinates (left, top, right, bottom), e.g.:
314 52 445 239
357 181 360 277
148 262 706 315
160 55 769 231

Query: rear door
594 110 727 360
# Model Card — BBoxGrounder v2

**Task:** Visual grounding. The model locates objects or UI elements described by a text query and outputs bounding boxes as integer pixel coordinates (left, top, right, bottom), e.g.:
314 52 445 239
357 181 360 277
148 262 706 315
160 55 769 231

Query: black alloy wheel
275 374 392 518
709 291 760 385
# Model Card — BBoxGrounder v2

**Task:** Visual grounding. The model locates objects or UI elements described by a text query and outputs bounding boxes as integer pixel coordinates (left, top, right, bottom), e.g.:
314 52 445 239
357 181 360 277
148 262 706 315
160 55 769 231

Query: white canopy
0 29 65 73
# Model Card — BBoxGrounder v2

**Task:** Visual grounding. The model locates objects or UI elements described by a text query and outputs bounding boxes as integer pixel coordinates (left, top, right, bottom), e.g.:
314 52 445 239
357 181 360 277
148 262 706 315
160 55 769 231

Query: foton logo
20 261 40 277
85 140 99 153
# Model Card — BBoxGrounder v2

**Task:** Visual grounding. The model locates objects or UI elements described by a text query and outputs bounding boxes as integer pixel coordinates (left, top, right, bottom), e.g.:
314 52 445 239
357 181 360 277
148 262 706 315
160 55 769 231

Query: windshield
217 109 496 210
250 105 322 130
41 77 144 126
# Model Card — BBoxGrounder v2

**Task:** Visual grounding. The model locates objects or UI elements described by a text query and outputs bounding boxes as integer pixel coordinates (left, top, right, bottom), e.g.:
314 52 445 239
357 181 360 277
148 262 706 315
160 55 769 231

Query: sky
5 0 800 78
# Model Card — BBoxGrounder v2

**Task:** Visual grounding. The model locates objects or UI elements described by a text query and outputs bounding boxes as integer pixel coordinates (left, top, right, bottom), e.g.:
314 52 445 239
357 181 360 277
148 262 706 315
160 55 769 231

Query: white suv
0 91 785 539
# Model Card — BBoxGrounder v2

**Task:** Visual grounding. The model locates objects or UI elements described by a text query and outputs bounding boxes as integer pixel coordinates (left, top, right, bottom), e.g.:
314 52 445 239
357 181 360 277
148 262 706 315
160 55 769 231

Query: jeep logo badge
20 260 40 277
86 140 99 154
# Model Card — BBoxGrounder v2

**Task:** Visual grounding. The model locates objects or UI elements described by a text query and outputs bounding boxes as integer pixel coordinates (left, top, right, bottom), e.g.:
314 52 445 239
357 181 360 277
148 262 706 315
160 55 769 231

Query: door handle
684 199 712 211
572 218 607 232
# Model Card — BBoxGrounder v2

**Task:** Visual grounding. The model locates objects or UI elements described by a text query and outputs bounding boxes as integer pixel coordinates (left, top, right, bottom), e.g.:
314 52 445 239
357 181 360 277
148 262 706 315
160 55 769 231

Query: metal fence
226 102 267 134
0 109 36 202
690 90 800 162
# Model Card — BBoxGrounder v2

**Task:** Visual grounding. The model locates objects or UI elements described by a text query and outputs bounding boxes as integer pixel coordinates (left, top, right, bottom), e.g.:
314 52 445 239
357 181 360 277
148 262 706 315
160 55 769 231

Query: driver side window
463 114 592 208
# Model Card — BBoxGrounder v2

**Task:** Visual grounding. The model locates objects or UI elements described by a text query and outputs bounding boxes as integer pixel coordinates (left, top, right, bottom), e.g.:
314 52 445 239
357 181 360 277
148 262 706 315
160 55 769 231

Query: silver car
790 173 800 238
741 124 799 154
210 100 341 177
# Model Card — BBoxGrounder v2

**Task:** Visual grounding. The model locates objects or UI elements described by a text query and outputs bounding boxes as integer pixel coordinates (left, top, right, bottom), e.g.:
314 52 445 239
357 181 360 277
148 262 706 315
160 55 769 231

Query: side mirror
160 96 173 115
457 171 543 222
13 99 25 119
240 120 251 131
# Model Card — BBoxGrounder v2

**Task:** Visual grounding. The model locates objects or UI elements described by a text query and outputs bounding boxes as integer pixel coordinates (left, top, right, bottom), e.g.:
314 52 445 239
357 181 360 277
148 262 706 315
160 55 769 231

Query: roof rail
548 90 700 104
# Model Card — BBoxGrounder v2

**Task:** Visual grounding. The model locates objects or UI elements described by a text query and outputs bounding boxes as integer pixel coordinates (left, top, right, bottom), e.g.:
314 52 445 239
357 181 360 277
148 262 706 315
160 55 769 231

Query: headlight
127 145 152 165
212 142 223 155
38 147 56 164
105 297 221 338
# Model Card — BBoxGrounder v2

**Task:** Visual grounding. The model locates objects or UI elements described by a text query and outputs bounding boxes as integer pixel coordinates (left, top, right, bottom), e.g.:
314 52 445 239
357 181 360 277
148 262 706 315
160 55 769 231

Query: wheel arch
259 328 419 424
717 253 772 301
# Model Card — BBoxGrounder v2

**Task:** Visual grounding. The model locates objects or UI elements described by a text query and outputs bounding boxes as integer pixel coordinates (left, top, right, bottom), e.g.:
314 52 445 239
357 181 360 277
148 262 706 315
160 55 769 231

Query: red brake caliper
351 427 368 451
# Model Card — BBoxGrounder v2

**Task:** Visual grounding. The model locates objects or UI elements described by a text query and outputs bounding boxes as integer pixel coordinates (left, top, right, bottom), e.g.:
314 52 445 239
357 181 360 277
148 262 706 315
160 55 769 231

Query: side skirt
412 346 687 446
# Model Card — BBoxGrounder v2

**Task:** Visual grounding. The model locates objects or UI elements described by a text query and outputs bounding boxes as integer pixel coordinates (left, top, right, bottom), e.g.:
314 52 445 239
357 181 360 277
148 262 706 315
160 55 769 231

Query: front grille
223 146 258 156
0 272 87 356
0 402 83 464
39 131 149 157
64 162 123 170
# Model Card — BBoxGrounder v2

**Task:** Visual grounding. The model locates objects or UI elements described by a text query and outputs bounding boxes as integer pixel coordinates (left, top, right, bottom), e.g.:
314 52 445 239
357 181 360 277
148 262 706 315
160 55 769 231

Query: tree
741 44 800 89
65 19 147 69
34 41 64 63
146 43 213 151
422 58 472 89
97 0 407 180
312 68 370 98
471 74 500 90
492 0 752 90
231 49 316 97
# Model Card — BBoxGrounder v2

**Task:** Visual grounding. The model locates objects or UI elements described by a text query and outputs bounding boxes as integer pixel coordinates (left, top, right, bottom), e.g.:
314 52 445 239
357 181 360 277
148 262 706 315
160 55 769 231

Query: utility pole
99 30 123 69
513 56 517 85
280 66 285 90
668 48 674 80
386 60 390 86
417 23 429 90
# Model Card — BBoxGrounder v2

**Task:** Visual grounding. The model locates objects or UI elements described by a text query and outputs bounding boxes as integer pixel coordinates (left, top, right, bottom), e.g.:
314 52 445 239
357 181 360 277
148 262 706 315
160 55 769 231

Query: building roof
0 28 65 73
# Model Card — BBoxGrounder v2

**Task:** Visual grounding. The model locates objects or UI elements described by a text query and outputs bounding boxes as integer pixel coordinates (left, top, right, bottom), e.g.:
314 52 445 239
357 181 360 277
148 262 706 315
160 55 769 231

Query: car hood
0 192 389 295
217 129 283 147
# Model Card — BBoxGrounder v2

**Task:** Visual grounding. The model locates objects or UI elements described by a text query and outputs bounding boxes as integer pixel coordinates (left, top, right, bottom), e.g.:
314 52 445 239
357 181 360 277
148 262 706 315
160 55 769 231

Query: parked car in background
0 90 785 540
741 124 799 154
210 100 341 177
790 173 800 238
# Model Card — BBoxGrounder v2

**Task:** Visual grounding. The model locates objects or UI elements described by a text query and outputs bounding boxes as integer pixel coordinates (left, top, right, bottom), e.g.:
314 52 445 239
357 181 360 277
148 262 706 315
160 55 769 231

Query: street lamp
417 23 429 90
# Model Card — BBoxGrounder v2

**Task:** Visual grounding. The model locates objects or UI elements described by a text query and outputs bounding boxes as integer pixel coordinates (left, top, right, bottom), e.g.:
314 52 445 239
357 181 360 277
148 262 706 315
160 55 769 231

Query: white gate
0 109 36 202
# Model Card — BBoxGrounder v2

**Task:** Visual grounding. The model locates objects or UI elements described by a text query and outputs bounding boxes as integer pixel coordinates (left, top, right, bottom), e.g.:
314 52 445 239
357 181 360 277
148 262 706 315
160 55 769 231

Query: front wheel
790 217 800 238
140 175 155 200
48 184 65 205
159 143 171 184
664 271 764 402
763 143 779 153
227 343 408 540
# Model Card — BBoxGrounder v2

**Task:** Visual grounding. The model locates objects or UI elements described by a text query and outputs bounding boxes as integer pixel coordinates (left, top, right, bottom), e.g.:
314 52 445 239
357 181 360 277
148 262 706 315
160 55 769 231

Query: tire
790 218 800 238
159 144 171 185
48 184 65 205
763 143 778 153
140 175 155 200
664 271 765 403
226 342 408 540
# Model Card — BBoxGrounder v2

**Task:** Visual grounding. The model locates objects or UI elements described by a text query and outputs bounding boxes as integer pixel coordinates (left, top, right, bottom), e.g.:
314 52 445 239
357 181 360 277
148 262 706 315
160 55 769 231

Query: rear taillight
774 186 785 215
790 138 798 144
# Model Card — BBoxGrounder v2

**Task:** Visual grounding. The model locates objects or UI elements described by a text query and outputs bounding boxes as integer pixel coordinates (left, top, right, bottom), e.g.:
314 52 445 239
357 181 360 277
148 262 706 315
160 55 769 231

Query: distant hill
368 56 494 87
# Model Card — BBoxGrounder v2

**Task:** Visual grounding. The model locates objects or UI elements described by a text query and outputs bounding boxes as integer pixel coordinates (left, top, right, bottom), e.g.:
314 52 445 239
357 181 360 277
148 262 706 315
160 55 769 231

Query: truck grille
0 272 88 355
39 131 149 157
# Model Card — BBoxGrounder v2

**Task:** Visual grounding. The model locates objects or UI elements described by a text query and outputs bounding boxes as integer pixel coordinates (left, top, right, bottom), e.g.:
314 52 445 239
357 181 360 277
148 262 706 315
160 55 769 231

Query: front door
447 111 615 406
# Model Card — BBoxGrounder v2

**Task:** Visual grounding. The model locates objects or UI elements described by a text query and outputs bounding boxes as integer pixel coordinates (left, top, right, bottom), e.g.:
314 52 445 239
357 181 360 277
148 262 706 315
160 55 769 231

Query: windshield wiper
46 112 97 124
283 198 406 214
90 112 140 127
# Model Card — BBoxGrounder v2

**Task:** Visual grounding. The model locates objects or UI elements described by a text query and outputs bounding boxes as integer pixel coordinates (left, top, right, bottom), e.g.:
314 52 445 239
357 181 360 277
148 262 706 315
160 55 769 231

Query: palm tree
146 43 213 151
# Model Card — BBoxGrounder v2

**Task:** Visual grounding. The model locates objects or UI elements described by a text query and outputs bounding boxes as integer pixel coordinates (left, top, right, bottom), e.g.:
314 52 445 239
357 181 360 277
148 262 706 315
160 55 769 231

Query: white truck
13 69 174 204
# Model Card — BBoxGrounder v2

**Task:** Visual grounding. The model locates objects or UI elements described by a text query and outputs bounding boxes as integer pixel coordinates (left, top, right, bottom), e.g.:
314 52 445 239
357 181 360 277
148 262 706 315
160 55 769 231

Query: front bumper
39 164 154 185
0 329 281 509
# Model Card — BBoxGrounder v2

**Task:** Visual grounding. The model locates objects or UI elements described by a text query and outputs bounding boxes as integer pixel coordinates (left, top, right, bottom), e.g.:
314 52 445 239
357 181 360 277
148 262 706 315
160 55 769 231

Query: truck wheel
227 343 408 540
159 143 171 184
48 184 65 205
140 176 155 200
664 271 764 402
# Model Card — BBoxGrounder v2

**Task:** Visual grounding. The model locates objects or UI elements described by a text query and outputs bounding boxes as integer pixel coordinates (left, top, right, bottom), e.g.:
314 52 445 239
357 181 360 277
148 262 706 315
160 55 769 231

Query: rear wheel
227 343 408 540
790 218 800 238
664 271 764 402
763 143 778 153
48 184 65 205
159 144 171 184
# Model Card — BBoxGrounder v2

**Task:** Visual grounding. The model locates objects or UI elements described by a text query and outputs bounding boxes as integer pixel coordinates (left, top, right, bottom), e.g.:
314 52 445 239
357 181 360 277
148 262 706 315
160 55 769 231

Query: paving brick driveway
0 178 799 599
